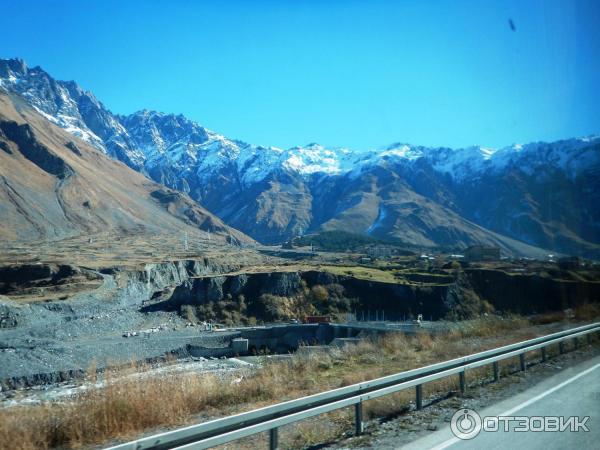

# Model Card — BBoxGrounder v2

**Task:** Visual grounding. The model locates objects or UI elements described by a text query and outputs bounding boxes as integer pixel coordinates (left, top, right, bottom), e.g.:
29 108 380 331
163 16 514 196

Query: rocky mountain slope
1 58 598 256
0 90 253 245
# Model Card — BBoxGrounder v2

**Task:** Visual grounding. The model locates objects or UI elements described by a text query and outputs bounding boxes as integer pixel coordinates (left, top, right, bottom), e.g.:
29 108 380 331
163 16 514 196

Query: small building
465 245 500 261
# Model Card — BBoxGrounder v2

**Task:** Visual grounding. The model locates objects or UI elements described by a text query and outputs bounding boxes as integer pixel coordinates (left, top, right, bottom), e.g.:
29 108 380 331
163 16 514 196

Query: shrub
236 294 247 312
180 305 197 323
449 261 462 271
446 288 488 320
252 294 288 321
326 283 345 299
310 285 328 303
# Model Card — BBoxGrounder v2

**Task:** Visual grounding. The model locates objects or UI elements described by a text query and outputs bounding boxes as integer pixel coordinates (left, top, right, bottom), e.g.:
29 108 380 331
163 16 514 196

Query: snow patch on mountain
34 106 106 150
491 137 600 178
366 205 387 235
281 144 357 176
380 144 424 161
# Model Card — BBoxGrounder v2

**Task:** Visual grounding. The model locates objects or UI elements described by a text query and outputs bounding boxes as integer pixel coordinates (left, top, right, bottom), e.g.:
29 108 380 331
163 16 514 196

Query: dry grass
574 303 600 321
279 410 352 450
320 265 400 283
449 315 531 338
0 315 593 450
530 311 566 325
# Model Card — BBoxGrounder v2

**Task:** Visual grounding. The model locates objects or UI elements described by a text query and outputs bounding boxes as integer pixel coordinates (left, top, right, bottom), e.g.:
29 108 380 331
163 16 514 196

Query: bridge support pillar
269 427 278 450
416 384 423 410
354 401 364 435
492 362 499 381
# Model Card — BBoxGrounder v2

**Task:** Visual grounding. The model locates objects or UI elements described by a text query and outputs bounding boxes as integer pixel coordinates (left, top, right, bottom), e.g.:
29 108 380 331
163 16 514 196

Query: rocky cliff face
0 59 144 169
465 269 600 314
0 120 73 179
169 268 600 323
168 270 458 322
170 271 304 306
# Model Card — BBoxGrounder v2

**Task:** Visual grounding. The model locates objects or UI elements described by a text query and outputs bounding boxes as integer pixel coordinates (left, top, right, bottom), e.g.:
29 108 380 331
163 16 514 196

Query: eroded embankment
167 268 600 323
2 262 599 390
0 258 238 389
169 270 464 321
465 268 600 313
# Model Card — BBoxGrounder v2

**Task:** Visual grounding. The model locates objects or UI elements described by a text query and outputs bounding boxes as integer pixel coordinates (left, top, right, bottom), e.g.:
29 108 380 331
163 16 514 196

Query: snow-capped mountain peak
2 57 597 186
0 58 146 168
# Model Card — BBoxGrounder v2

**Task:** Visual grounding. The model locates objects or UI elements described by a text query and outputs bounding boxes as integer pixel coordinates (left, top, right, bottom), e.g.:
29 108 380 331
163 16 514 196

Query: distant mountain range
1 58 599 257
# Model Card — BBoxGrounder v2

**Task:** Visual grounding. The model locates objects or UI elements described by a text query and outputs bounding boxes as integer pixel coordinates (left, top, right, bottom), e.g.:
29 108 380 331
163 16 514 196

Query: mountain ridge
0 89 253 245
2 57 598 257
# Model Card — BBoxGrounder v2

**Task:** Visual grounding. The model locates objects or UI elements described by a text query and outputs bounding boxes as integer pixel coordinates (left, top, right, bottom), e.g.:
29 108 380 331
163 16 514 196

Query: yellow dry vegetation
1 314 592 450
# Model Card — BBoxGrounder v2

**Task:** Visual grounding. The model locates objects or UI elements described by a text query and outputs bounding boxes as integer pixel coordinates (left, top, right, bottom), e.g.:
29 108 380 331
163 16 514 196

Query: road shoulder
328 342 600 450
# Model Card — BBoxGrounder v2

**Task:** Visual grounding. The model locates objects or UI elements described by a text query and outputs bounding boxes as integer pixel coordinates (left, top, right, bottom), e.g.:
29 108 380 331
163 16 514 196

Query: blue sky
2 0 599 149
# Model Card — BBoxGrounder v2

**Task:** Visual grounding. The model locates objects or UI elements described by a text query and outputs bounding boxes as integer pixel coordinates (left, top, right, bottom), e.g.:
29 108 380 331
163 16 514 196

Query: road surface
403 354 600 449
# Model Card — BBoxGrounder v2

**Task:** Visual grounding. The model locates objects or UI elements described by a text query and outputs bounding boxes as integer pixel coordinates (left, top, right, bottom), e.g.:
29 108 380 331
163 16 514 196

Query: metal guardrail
107 322 600 450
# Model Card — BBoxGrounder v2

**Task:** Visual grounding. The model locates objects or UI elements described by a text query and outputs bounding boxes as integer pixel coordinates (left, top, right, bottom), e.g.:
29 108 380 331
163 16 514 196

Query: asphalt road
404 354 600 450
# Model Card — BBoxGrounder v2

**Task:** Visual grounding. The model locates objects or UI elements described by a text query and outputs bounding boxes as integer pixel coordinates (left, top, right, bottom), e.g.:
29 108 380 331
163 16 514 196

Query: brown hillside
0 92 253 245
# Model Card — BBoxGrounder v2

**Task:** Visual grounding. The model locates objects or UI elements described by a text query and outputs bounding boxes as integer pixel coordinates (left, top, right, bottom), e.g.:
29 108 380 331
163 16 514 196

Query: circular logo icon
450 408 482 440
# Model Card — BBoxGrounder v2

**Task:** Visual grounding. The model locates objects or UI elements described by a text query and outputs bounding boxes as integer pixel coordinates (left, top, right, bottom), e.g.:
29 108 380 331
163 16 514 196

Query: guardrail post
573 337 579 350
269 427 278 450
493 362 499 381
355 401 364 435
587 333 592 345
541 347 547 362
519 354 526 371
559 341 565 355
459 371 466 393
416 384 423 410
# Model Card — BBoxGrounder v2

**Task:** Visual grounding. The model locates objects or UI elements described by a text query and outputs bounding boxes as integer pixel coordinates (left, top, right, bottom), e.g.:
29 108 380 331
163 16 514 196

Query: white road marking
427 363 600 450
